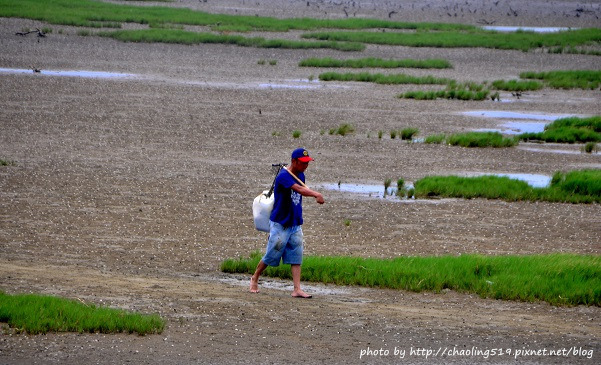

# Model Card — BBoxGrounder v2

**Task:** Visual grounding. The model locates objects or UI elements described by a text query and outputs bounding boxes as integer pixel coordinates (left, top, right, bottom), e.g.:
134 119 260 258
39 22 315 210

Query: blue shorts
262 221 304 267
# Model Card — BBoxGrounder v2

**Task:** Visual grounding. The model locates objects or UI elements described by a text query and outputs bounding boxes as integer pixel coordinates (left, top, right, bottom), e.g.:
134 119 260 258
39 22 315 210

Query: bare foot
250 276 259 293
291 289 312 298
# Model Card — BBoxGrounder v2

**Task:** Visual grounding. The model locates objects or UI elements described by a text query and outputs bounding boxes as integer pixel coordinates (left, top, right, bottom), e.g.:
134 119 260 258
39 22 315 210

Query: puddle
475 121 548 135
463 172 551 188
258 79 324 90
463 110 574 121
321 183 403 199
214 273 362 298
0 67 136 79
465 111 584 135
518 146 594 155
482 26 576 33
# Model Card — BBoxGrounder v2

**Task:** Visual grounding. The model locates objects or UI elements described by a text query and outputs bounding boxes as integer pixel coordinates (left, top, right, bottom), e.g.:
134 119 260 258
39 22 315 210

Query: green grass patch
0 158 16 166
299 57 452 69
519 116 601 143
302 28 601 52
583 142 599 153
98 29 363 51
0 292 165 335
424 134 446 144
0 0 476 32
319 72 450 85
329 123 355 136
222 252 601 306
520 70 601 90
491 79 543 91
446 132 518 147
400 127 419 140
413 169 601 204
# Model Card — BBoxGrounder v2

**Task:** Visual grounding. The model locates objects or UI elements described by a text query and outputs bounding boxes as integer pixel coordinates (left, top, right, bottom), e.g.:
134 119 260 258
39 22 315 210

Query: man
250 148 325 298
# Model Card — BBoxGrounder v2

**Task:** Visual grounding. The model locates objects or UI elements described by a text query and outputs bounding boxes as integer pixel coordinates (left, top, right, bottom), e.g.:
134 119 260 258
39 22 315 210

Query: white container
253 190 273 232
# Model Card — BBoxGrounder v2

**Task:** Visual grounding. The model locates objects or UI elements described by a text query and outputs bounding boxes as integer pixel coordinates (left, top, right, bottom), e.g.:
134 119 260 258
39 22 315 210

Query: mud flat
1 1 600 364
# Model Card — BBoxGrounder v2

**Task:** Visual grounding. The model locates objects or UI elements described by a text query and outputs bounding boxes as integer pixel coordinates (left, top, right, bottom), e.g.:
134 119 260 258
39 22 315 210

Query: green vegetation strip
0 0 475 32
97 29 363 51
520 70 601 90
299 57 452 69
414 169 601 204
222 252 600 306
319 72 450 85
302 28 601 52
0 292 165 335
519 116 601 143
446 132 518 147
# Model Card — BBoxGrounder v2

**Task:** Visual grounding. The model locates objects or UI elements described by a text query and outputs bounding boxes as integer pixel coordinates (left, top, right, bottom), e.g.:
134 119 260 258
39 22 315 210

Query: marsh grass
330 123 355 136
0 0 474 32
446 132 518 148
519 116 601 143
292 130 302 138
302 28 601 52
520 70 601 90
400 127 419 140
319 72 450 85
0 158 16 166
400 81 490 100
491 79 543 91
98 29 363 51
0 292 165 335
583 142 599 154
221 252 601 306
424 134 446 144
299 57 452 69
414 169 601 204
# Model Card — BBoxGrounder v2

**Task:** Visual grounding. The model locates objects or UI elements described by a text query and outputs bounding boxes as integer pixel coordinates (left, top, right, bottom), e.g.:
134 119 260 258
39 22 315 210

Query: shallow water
0 67 136 79
475 121 548 135
321 173 551 201
463 110 574 121
463 173 552 188
320 183 399 199
482 26 576 33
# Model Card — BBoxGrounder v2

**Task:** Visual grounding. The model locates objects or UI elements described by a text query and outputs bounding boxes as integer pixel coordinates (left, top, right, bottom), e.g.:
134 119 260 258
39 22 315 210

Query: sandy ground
1 0 601 364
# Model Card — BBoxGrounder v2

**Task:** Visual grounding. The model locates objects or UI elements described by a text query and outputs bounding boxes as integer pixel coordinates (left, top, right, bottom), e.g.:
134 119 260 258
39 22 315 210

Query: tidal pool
463 173 552 188
0 67 136 79
482 26 576 33
463 110 573 121
475 121 548 135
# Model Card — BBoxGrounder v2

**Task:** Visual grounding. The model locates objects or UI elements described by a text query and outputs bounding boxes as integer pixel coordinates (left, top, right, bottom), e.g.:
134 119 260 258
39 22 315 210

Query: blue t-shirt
270 169 305 227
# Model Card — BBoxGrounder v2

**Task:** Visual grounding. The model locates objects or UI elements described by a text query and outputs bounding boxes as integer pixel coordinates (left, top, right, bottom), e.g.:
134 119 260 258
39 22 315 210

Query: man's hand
314 192 325 204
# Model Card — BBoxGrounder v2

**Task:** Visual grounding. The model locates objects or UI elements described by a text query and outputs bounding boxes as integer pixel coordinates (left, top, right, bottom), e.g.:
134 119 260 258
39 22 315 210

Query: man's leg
291 264 311 298
250 260 268 293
